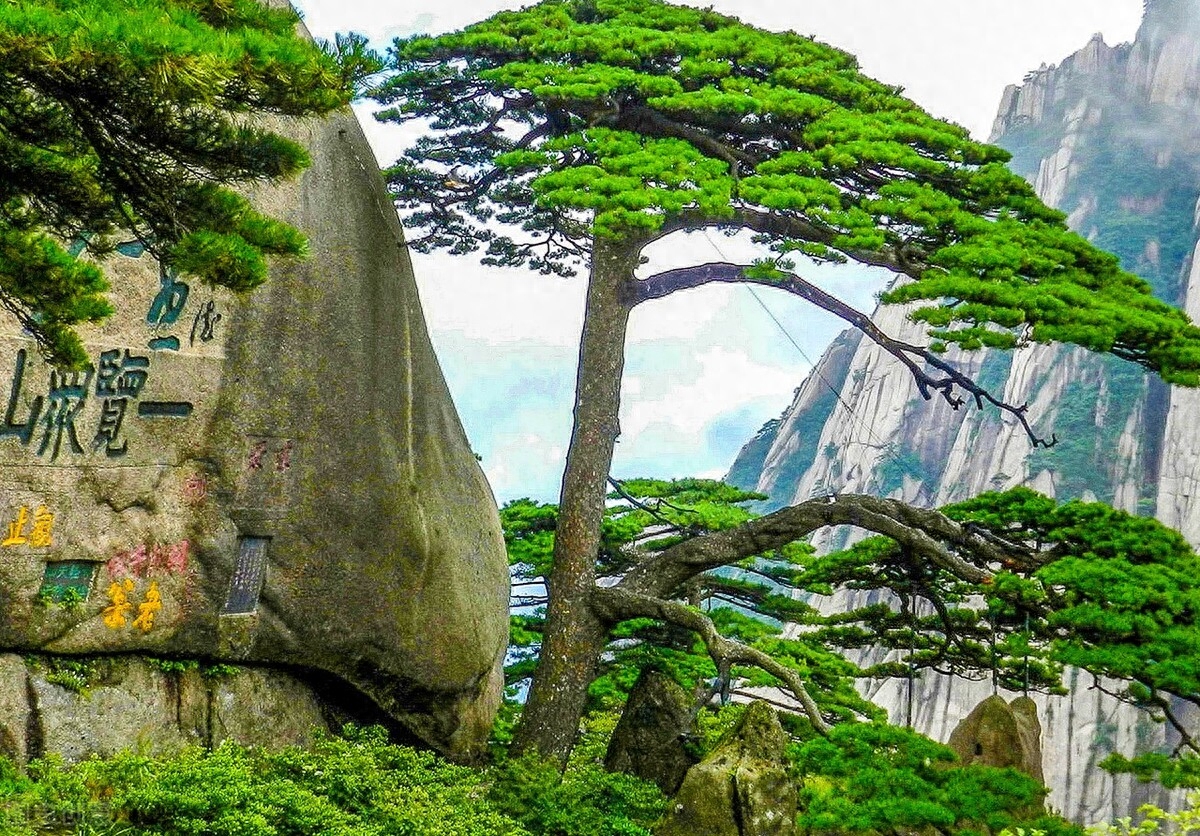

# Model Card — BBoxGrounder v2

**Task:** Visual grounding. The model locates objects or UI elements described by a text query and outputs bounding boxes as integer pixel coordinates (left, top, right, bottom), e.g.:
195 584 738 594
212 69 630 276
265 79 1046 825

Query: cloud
621 347 800 439
483 431 569 502
413 253 585 348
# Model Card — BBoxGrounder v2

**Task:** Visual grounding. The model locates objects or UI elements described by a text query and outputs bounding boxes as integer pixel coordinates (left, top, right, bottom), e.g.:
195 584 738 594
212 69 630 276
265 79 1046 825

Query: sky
294 0 1144 503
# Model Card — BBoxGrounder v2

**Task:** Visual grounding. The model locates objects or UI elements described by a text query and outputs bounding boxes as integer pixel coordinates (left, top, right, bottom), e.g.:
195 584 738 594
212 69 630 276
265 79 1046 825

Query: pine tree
0 0 376 365
374 0 1200 765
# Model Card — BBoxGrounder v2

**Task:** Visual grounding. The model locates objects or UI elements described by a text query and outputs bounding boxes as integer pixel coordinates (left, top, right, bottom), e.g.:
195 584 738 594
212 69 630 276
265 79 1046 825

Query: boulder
0 106 509 758
657 701 796 836
948 694 1045 782
605 669 699 794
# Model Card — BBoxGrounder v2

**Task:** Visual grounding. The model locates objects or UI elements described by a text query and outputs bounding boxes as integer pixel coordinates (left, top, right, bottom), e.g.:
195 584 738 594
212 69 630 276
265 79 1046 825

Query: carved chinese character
0 350 42 447
92 348 151 458
165 540 189 574
183 473 208 504
126 544 150 577
38 367 93 461
93 399 129 457
189 300 222 344
102 579 135 629
276 440 294 472
131 581 162 632
28 506 53 548
2 506 28 547
147 265 189 351
96 349 149 398
247 440 268 471
107 544 149 579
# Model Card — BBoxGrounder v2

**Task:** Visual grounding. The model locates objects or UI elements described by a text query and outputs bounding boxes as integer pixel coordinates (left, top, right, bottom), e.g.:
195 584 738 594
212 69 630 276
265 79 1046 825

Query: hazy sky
294 0 1144 503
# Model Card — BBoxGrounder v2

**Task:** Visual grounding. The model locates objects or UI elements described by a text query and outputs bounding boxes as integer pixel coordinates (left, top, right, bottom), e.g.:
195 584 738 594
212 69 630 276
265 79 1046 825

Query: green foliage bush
488 754 666 836
0 728 525 836
22 655 102 696
1088 791 1200 836
792 722 1082 836
0 714 1087 836
0 725 669 836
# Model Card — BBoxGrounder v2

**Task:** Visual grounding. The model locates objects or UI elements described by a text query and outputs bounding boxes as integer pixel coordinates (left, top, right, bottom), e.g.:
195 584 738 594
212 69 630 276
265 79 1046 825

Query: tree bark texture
511 236 641 765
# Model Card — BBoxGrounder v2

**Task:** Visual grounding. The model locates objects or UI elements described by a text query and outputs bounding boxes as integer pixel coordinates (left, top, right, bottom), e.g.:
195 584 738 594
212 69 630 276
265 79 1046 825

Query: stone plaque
222 537 268 615
39 561 96 602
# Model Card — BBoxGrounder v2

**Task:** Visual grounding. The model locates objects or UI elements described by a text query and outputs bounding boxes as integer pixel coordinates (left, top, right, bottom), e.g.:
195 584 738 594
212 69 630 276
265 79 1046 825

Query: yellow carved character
28 506 53 548
131 582 162 633
2 506 28 547
102 578 135 629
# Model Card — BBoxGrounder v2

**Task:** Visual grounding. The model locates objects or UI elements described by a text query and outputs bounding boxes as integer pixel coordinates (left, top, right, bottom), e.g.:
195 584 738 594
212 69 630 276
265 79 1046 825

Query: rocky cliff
728 0 1200 822
0 106 510 761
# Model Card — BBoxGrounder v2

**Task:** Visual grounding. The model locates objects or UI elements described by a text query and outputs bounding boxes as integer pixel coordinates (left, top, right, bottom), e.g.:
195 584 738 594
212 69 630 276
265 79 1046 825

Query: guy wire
697 228 907 470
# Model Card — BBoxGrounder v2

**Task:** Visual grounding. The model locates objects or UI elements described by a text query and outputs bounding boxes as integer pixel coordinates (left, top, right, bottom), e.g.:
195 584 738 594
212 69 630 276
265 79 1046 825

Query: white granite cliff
728 0 1200 823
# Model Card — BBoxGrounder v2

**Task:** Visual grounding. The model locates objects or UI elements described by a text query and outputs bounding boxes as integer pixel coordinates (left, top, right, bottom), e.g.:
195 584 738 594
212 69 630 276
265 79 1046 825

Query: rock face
727 0 1199 823
605 669 699 794
0 653 333 765
0 107 509 758
657 701 796 836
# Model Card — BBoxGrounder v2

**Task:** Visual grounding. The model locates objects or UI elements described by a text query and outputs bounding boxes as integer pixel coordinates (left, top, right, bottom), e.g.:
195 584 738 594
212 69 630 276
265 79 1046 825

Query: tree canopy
377 0 1200 385
0 0 375 365
376 0 1200 770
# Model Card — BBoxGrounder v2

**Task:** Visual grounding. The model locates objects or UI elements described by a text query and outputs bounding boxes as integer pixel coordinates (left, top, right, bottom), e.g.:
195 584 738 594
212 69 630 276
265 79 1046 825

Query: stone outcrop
0 653 334 765
727 0 1200 822
948 695 1044 783
0 105 509 759
605 669 699 794
657 701 797 836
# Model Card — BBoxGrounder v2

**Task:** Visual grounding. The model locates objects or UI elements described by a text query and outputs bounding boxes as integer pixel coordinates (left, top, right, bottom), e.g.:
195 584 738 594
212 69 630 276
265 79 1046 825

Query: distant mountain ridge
727 2 1200 823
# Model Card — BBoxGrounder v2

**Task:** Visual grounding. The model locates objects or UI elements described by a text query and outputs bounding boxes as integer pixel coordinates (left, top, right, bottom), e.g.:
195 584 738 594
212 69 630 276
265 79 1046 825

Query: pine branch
589 586 830 734
627 261 1055 447
619 493 1005 600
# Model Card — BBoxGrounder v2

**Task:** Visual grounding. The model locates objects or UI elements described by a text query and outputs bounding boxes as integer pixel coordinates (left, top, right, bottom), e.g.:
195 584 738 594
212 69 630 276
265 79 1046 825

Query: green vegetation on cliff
502 480 1200 790
0 725 663 836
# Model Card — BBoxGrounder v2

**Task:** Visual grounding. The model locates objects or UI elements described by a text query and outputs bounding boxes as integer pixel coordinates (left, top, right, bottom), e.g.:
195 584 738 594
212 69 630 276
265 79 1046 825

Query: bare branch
626 261 1054 448
606 477 683 532
512 596 549 607
611 104 754 179
590 586 831 735
1090 676 1200 756
649 210 915 278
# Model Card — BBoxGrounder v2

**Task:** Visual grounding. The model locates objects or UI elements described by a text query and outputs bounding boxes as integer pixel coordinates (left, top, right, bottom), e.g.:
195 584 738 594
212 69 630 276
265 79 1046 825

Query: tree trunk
511 237 640 765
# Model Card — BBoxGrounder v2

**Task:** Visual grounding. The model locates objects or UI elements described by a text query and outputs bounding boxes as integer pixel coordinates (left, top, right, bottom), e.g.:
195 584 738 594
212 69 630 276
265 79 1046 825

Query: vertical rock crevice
23 666 42 764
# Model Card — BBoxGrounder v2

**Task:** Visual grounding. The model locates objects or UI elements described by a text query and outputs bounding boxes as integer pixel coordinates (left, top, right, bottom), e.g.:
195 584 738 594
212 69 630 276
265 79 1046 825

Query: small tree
375 0 1200 766
0 0 378 365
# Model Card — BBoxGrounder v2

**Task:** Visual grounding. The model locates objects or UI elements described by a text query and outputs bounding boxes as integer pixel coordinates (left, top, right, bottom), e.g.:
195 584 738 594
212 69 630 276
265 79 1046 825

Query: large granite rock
0 106 509 758
657 701 796 836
